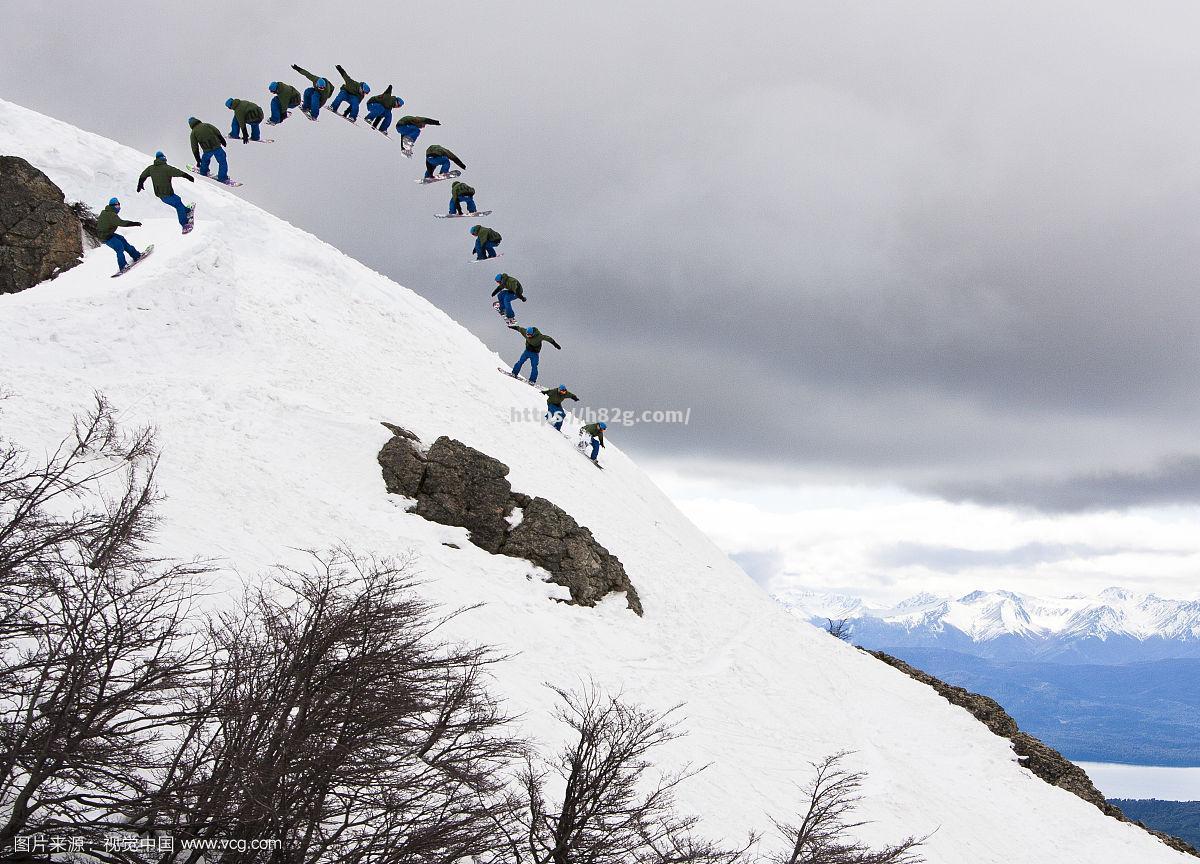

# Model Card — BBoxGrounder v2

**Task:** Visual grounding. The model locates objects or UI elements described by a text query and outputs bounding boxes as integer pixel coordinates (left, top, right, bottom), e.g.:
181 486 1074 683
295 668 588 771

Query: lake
1077 762 1200 801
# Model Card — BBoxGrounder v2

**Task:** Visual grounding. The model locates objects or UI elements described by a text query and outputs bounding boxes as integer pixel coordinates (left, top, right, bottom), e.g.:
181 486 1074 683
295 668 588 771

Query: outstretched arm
136 167 150 192
546 337 562 350
292 65 318 85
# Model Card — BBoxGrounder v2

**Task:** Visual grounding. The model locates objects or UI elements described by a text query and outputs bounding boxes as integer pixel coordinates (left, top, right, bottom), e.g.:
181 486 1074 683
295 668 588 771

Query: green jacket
335 64 366 98
291 65 334 104
491 275 524 300
543 388 578 407
581 423 606 446
273 82 301 108
426 144 466 169
137 160 194 198
367 85 402 110
229 99 264 138
396 116 439 129
473 226 501 245
451 181 475 198
188 119 226 162
96 204 138 242
508 325 560 354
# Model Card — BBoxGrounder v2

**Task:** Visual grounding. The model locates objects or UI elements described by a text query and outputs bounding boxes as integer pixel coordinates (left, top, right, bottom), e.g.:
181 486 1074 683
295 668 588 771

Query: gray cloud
874 541 1144 571
6 0 1200 511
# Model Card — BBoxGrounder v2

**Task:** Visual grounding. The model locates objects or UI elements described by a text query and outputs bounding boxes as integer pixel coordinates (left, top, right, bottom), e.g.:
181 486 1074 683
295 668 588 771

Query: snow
0 99 1190 863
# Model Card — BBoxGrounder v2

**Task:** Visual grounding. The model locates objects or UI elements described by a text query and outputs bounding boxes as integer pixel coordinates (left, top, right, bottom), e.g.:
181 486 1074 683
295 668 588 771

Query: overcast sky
5 0 1200 600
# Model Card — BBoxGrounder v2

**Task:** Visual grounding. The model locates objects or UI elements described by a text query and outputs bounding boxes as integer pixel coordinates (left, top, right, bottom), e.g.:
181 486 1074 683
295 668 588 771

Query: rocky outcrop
869 649 1199 858
0 156 86 294
377 423 642 615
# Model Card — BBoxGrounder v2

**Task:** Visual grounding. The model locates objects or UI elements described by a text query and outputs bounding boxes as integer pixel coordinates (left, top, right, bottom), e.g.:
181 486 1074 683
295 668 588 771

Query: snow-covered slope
0 100 1189 863
779 586 1200 661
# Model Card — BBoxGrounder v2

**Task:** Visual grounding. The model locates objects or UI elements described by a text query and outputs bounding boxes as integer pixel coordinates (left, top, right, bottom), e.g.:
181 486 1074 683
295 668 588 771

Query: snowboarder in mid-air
292 64 334 119
267 81 301 124
225 98 264 143
580 422 607 463
470 224 502 260
491 273 525 323
137 151 196 233
330 64 370 121
365 85 403 132
449 181 478 215
543 385 579 431
424 144 466 178
395 115 440 156
508 324 560 383
96 198 143 272
188 117 229 182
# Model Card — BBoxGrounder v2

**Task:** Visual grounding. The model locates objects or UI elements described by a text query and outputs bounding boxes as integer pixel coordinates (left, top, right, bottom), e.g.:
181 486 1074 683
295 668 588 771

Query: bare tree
0 397 209 853
824 620 853 643
148 550 524 863
766 753 924 864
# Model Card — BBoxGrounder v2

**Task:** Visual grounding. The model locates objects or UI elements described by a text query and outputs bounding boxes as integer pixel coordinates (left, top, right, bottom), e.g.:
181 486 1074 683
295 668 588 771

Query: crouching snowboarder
491 273 525 323
267 81 301 124
395 115 440 156
365 85 404 132
449 181 478 215
543 385 579 431
292 64 334 119
424 144 466 178
137 151 196 233
580 422 607 463
97 198 143 273
470 224 502 260
188 117 230 183
225 98 264 143
330 64 370 121
509 324 560 383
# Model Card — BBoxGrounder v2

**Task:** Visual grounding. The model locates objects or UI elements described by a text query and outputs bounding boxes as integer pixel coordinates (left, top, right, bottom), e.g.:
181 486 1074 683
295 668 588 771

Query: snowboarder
508 324 560 383
188 117 229 182
543 385 579 431
491 273 525 322
136 151 196 232
365 85 404 132
580 422 607 463
449 181 478 215
292 64 334 118
470 224 502 260
267 81 301 124
96 197 143 272
425 144 466 178
330 64 370 121
395 115 440 155
225 98 264 143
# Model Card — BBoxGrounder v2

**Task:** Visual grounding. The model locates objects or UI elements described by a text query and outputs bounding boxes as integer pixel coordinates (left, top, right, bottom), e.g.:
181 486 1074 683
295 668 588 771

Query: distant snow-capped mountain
776 587 1200 662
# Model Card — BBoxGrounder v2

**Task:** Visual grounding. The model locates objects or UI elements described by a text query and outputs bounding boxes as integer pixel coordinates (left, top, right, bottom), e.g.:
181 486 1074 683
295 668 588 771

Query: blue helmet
187 117 199 127
396 96 405 107
469 225 480 235
268 81 279 93
316 77 328 89
154 150 166 161
557 384 568 391
525 326 536 336
494 273 504 282
108 197 120 207
361 82 371 94
225 98 235 109
598 422 608 430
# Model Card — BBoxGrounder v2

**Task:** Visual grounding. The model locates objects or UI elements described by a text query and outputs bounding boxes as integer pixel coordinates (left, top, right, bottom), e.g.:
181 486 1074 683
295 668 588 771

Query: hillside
0 98 1192 863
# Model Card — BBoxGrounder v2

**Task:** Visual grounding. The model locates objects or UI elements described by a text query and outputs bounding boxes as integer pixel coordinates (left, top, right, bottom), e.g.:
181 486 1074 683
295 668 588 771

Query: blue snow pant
198 147 229 182
589 437 600 460
331 89 361 119
547 403 566 430
230 117 260 141
270 94 297 123
451 194 477 215
302 87 323 117
396 124 421 144
474 239 499 260
425 155 451 177
160 194 191 227
512 350 540 382
104 234 141 270
496 290 516 318
365 103 392 129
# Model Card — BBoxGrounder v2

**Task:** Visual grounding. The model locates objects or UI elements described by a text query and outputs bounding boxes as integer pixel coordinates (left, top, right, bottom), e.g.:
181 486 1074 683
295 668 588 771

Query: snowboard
415 170 462 184
241 138 275 144
188 166 243 187
470 253 504 263
400 141 415 159
111 244 155 278
182 202 197 235
574 440 604 469
301 109 319 122
497 367 541 388
435 210 493 219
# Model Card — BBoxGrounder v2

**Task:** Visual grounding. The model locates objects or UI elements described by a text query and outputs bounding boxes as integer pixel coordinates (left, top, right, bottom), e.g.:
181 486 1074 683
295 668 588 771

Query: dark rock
869 649 1199 858
442 542 460 549
380 421 421 443
377 425 427 498
0 156 85 294
414 437 513 553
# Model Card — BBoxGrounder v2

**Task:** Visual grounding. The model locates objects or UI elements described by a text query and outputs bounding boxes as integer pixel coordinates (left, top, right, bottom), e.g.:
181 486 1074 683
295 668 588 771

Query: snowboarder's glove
129 221 143 227
519 296 526 301
186 175 195 182
136 184 144 193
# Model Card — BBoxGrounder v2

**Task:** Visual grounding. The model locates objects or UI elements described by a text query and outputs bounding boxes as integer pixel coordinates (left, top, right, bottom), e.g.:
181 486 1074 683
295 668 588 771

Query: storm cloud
5 0 1200 512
